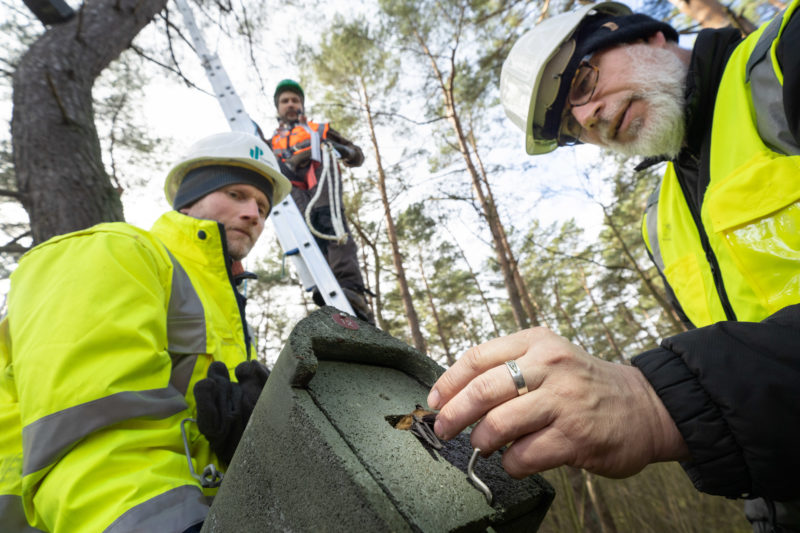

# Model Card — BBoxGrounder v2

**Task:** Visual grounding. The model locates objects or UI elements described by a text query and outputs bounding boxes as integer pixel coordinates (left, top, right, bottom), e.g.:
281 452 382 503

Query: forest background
0 0 784 530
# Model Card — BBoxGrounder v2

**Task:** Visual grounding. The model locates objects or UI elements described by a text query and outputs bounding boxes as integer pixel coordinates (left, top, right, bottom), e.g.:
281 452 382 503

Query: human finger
467 389 556 455
428 329 545 410
501 426 576 479
432 362 527 440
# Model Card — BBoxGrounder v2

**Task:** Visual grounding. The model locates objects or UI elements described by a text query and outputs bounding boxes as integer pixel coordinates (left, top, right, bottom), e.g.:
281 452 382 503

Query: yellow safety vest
0 211 252 532
643 0 800 327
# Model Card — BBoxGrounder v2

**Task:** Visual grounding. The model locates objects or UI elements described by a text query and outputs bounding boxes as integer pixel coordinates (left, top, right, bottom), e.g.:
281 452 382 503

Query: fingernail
434 419 446 440
427 388 441 410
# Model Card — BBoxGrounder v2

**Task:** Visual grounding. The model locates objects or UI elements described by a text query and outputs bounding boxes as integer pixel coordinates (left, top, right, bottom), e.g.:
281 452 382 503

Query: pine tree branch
129 44 211 95
1 230 32 254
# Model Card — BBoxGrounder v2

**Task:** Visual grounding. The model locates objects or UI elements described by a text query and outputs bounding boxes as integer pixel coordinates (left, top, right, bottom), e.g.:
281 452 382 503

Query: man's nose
571 99 602 130
241 199 261 221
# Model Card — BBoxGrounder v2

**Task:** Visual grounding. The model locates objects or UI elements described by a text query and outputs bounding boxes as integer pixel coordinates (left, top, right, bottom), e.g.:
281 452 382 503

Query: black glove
286 149 311 172
193 360 270 465
336 144 359 164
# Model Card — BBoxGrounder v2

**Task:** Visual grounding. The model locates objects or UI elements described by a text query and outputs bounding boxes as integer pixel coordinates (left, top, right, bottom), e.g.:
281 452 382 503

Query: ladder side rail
172 0 355 315
271 196 355 313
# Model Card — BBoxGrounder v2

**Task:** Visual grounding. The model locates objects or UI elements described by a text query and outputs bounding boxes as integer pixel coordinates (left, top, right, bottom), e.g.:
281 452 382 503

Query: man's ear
647 31 668 48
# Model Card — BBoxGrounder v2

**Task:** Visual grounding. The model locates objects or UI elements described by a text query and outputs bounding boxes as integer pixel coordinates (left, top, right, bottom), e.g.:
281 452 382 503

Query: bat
392 404 442 451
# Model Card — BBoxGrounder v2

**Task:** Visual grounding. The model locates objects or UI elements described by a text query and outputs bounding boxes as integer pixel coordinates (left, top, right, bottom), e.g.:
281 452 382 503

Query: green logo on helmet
250 145 263 160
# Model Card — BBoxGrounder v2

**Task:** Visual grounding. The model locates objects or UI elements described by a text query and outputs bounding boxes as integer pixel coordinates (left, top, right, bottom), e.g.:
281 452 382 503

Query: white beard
600 44 689 158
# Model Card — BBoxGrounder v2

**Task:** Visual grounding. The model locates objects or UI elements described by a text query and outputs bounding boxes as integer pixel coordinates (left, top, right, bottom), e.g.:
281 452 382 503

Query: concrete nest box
203 307 554 532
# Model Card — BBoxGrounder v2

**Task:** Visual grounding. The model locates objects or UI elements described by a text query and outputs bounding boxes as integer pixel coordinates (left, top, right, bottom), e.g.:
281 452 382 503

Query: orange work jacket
271 121 329 189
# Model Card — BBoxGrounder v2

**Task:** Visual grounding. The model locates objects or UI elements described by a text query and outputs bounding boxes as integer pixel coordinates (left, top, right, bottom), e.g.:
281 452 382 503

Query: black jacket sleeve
632 304 800 502
326 127 365 167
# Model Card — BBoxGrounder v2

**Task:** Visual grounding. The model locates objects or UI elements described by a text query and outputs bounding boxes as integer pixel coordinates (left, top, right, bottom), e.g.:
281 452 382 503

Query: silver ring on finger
505 360 528 396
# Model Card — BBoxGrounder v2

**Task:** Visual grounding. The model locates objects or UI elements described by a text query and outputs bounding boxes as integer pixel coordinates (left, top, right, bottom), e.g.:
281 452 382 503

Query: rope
304 142 349 244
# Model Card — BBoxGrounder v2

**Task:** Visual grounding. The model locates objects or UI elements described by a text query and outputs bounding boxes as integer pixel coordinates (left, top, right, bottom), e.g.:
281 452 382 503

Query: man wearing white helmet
0 132 291 532
428 2 800 531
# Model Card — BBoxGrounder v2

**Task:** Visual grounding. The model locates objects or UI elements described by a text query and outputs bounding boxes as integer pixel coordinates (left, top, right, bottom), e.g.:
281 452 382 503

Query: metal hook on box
468 448 493 505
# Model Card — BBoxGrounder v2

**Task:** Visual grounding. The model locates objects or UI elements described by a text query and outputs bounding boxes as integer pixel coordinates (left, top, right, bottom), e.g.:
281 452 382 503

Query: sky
1 0 619 310
121 2 613 277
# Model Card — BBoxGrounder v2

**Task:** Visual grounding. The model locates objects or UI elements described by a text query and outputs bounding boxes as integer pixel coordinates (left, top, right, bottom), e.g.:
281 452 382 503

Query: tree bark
348 213 389 331
449 234 501 337
412 26 529 330
468 130 544 328
13 0 168 244
600 204 686 334
359 78 427 353
417 252 453 364
579 267 625 362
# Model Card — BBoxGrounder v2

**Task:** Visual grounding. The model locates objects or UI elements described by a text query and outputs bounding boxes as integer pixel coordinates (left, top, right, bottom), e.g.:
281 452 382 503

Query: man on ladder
268 79 374 324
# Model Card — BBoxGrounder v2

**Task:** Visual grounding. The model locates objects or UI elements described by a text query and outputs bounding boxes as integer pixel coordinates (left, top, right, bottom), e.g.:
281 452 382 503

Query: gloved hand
193 360 270 465
286 149 311 172
336 144 357 164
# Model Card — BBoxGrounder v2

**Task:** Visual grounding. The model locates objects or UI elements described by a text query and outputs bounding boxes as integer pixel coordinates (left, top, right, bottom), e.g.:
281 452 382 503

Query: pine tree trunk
583 470 619 533
417 253 453 364
600 205 686 334
468 131 544 328
553 282 589 352
12 0 168 244
360 80 427 353
449 234 501 337
579 267 625 362
413 28 529 329
348 215 389 331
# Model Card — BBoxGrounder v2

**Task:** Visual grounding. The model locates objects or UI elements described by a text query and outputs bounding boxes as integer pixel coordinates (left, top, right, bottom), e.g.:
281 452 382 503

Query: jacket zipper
217 222 252 358
675 171 737 321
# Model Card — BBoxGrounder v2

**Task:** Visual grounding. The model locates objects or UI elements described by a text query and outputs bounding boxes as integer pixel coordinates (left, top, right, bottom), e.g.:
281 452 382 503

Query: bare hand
427 328 688 479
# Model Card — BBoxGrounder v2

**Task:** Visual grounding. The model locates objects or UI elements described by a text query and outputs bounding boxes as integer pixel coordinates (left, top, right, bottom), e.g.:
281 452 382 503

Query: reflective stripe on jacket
0 210 251 532
643 1 800 327
270 120 329 162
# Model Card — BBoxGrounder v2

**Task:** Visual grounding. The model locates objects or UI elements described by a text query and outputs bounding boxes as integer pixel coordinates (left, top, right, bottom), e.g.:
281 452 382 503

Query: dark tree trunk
12 0 167 244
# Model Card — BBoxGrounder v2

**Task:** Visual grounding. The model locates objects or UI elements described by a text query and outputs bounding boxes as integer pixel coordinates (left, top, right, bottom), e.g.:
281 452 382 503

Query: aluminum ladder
173 0 355 315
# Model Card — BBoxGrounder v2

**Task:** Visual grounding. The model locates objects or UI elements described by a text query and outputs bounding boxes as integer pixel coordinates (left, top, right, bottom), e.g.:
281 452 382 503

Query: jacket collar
150 210 228 267
634 28 742 173
681 27 743 161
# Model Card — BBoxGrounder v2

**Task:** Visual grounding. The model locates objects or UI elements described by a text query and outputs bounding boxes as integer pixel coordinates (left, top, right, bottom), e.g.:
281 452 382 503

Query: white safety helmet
164 131 292 208
500 2 632 155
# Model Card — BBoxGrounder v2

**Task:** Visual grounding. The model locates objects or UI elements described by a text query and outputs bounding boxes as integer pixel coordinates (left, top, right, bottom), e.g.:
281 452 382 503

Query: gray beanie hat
173 165 274 213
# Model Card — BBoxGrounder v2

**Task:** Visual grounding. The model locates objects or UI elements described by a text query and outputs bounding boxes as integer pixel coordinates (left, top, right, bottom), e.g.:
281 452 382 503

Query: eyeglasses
557 59 599 145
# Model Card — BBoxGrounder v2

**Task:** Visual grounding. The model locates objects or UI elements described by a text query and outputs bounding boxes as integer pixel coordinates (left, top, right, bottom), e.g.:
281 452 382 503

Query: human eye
569 65 596 104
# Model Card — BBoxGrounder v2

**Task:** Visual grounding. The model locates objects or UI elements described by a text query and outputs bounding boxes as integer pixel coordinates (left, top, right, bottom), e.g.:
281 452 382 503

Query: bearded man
427 2 800 531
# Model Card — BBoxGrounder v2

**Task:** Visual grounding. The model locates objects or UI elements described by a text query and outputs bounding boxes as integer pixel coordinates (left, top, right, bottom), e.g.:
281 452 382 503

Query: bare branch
0 243 29 254
1 230 32 254
235 0 266 96
129 44 211 94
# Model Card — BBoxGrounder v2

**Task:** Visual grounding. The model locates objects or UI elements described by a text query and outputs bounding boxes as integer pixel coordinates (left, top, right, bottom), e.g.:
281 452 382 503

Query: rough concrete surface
203 307 553 532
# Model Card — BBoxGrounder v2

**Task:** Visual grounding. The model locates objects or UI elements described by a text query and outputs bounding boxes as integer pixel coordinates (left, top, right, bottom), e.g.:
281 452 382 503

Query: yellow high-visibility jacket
642 0 800 327
0 210 252 532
